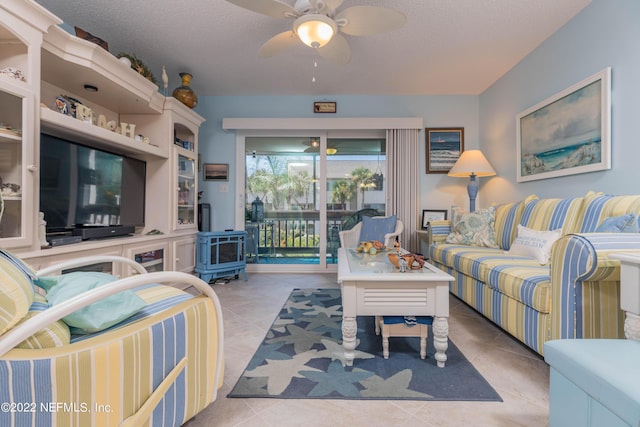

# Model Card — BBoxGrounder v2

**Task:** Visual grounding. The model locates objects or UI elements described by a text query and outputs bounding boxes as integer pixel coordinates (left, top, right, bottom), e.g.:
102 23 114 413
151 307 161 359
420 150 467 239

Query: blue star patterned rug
228 289 502 401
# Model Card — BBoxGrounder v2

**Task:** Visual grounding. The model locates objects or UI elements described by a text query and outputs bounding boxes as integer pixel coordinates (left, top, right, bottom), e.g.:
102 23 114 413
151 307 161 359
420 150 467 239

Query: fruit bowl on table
355 240 387 254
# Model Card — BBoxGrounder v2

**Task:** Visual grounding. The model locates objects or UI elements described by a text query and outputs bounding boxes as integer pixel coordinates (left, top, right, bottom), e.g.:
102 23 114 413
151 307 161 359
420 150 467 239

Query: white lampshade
448 149 496 212
294 14 336 48
448 150 496 177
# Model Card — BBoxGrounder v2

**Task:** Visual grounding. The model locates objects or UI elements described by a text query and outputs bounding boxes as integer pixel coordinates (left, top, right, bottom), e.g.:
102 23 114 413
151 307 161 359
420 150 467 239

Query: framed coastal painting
426 128 464 173
203 163 229 181
516 67 611 182
421 209 448 229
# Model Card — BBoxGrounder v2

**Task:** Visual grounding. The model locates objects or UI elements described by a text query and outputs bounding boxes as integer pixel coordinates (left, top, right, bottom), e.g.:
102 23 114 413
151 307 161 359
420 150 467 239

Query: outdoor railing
246 210 359 256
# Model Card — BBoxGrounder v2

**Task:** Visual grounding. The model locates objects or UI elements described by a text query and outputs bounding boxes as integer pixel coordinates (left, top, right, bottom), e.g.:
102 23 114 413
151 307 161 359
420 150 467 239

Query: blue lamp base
467 173 478 212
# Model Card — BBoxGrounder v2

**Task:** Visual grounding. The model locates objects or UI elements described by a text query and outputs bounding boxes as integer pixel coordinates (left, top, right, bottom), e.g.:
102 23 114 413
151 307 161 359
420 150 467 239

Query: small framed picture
314 101 336 113
421 209 448 229
426 127 464 173
203 163 229 181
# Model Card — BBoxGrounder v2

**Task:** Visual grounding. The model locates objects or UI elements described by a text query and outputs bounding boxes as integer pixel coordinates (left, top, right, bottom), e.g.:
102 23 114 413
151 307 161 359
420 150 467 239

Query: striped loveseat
0 252 223 427
428 191 640 356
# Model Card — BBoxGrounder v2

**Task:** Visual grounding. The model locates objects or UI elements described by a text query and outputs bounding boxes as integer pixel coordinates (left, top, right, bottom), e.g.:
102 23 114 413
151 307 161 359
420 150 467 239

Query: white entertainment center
0 0 204 277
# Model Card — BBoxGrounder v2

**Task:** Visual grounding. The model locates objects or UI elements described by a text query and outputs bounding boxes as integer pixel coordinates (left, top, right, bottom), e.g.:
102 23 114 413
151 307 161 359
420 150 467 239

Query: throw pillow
35 272 146 334
359 215 397 243
14 293 71 349
595 213 639 233
444 206 499 248
506 224 562 264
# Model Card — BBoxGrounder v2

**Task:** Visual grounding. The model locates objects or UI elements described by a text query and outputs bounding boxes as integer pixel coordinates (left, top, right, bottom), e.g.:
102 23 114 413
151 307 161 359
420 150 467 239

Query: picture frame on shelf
203 163 229 181
421 209 448 229
426 128 464 173
516 67 611 182
74 26 109 51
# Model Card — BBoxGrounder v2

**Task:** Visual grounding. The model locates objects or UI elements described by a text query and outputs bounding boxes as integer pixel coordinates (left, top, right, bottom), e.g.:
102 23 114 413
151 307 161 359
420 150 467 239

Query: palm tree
331 179 354 209
287 171 313 208
247 169 271 202
247 155 288 209
350 167 375 209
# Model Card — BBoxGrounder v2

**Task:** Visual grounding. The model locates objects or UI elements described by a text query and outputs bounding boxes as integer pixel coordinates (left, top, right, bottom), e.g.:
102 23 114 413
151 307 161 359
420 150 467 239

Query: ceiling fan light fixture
294 14 336 48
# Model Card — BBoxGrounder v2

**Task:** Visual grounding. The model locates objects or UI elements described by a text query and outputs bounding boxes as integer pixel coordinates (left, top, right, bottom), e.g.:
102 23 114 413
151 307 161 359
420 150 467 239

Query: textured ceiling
34 0 591 97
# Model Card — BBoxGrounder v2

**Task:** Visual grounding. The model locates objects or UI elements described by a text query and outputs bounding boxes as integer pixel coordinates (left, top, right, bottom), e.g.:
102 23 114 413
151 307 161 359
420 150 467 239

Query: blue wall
196 0 639 229
197 95 478 229
480 0 640 204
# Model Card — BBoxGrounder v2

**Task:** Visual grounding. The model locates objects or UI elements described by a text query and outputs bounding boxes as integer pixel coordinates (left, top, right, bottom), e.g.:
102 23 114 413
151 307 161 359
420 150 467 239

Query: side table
610 252 640 339
415 229 429 258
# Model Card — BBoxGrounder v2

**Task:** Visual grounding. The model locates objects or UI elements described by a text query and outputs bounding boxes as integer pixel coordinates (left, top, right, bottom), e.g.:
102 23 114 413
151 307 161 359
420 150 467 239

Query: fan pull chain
312 58 318 83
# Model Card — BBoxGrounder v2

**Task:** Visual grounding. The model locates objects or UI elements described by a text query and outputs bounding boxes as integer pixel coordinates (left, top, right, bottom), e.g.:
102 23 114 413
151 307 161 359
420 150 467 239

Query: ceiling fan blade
335 6 406 36
259 31 299 58
226 0 297 19
317 33 350 65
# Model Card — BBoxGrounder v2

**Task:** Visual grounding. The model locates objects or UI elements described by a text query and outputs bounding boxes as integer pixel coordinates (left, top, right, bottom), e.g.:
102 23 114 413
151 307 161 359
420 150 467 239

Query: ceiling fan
303 138 337 154
225 0 406 65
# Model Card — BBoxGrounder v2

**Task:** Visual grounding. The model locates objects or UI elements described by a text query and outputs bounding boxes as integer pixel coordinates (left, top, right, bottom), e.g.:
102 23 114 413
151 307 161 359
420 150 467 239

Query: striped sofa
428 191 640 356
0 253 223 427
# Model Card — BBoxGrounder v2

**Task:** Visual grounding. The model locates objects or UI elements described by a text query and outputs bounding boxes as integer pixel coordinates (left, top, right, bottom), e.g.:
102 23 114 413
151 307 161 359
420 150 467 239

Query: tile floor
185 273 550 427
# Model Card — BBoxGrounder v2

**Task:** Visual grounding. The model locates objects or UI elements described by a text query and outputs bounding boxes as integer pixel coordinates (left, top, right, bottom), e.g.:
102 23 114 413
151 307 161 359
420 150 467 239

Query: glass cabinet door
134 249 165 273
0 90 26 243
177 153 196 228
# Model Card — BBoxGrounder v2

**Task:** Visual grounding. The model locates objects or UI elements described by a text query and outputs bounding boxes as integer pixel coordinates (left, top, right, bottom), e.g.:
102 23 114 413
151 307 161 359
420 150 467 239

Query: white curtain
386 129 420 252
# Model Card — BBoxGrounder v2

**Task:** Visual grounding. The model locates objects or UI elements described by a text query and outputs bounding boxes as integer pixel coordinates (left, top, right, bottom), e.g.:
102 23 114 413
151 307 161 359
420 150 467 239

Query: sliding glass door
245 136 321 265
325 137 386 264
243 133 386 270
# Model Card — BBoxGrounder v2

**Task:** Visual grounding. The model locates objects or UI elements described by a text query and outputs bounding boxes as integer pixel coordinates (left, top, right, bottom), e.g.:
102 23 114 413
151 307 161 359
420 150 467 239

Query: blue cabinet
195 231 247 283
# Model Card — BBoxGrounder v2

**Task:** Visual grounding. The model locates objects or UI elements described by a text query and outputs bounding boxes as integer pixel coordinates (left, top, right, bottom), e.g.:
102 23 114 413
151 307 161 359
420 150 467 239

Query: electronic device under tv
40 133 146 240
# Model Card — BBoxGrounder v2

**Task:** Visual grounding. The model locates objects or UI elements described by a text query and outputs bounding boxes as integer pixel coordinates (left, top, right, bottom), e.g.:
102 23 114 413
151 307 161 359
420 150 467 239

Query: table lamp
448 150 496 212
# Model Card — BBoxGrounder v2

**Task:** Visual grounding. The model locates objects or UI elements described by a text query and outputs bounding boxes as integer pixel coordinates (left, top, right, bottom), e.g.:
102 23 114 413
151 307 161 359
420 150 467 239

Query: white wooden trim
222 117 423 131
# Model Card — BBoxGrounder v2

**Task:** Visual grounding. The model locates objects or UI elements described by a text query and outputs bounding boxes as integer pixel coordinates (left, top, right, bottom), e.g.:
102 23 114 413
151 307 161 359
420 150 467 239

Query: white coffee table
337 248 454 367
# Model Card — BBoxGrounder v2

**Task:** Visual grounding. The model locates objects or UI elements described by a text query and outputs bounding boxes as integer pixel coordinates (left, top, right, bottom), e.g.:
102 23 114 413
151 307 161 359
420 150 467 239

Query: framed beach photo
516 67 611 182
426 128 464 173
203 163 229 181
421 209 448 229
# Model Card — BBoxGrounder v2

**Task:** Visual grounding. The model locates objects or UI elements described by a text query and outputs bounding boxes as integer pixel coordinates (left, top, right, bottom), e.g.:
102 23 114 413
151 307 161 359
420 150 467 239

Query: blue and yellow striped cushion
0 295 220 427
0 257 34 335
494 194 538 250
14 293 71 349
430 244 551 313
520 196 585 235
578 192 640 232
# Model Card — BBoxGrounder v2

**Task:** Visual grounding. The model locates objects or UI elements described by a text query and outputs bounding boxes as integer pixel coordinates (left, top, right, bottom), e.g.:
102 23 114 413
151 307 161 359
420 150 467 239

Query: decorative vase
172 72 198 109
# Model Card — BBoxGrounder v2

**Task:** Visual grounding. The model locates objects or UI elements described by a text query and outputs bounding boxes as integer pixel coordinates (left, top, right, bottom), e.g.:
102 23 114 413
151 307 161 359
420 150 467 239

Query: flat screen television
40 133 146 234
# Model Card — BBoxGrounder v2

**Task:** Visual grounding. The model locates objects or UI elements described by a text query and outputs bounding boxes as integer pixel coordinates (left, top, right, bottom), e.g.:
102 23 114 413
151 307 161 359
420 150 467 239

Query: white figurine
162 65 169 96
39 212 49 247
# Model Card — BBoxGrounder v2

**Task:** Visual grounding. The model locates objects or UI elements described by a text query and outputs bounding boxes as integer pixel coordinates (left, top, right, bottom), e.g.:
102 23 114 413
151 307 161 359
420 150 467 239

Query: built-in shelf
0 74 30 97
0 1 203 258
40 106 169 160
41 25 164 115
0 132 21 143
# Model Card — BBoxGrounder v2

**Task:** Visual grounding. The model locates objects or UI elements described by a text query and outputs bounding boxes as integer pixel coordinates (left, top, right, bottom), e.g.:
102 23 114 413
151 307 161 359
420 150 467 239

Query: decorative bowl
387 253 415 269
388 253 425 269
